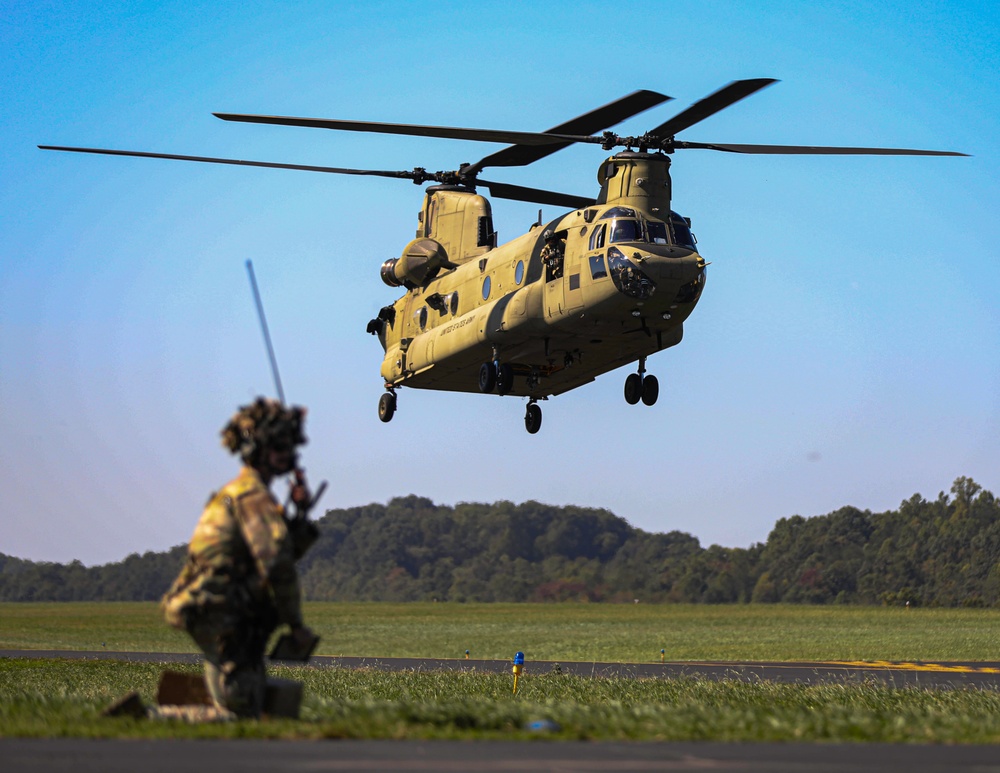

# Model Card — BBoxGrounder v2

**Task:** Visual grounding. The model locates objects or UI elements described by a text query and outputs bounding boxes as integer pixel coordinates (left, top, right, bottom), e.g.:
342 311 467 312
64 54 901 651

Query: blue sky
2 0 997 565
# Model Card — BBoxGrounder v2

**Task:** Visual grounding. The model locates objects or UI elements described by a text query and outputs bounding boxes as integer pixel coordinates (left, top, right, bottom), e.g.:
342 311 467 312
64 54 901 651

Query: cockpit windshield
595 207 696 249
600 206 638 219
609 219 643 243
646 221 669 245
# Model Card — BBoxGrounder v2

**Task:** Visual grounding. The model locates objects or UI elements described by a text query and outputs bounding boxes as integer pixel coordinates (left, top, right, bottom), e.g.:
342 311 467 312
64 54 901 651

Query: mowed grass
4 604 1000 741
4 658 1000 742
2 602 1000 662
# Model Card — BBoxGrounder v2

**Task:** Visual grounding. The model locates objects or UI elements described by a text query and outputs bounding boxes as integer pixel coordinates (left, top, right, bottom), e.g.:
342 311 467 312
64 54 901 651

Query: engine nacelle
380 238 452 288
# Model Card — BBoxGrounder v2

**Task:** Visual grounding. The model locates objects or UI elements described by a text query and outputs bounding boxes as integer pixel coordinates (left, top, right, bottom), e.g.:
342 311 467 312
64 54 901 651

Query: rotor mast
597 152 673 212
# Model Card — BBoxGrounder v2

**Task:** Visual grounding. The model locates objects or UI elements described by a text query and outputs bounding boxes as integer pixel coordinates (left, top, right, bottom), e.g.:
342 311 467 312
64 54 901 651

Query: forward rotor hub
601 132 676 153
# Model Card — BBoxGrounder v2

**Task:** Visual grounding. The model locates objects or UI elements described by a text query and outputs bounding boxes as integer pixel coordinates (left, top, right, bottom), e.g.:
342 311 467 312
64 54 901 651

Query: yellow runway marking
657 660 1000 675
823 660 1000 674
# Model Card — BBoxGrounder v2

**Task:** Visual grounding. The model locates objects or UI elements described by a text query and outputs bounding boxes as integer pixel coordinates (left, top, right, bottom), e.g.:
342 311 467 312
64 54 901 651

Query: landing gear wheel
525 403 542 434
624 373 643 405
496 363 514 396
478 362 496 393
378 392 396 423
641 374 659 406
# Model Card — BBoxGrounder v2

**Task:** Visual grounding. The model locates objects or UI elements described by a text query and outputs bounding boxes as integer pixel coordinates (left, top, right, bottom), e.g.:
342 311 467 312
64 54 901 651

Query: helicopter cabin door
546 268 586 318
542 230 575 318
544 269 565 317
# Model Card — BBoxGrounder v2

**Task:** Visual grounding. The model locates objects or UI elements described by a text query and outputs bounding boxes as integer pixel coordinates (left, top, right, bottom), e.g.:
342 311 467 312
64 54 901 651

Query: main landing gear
481 354 543 434
377 388 397 423
624 357 658 407
478 355 514 396
524 400 542 434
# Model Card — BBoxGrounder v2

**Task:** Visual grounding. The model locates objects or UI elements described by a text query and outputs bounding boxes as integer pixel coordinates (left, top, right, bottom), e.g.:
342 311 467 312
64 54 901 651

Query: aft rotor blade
650 78 777 138
675 141 969 156
467 90 673 174
478 179 595 209
38 145 423 177
214 113 569 147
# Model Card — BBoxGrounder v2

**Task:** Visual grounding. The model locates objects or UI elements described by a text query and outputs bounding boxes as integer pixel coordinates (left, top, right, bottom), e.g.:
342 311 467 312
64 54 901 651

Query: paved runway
4 738 1000 772
4 649 1000 689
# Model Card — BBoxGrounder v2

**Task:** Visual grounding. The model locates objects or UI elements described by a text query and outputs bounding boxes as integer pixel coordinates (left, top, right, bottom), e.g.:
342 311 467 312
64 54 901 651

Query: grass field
2 602 1000 662
4 658 1000 742
4 602 1000 742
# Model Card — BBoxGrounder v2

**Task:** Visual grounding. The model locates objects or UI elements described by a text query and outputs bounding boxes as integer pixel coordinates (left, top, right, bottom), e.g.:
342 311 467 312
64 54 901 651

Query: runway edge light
512 651 525 694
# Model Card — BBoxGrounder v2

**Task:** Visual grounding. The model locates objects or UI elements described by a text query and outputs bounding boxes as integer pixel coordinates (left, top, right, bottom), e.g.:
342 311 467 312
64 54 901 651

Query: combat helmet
221 397 307 465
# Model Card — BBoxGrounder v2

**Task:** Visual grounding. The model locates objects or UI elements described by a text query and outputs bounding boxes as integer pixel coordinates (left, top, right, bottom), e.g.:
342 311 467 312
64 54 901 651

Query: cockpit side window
589 223 606 251
669 212 696 250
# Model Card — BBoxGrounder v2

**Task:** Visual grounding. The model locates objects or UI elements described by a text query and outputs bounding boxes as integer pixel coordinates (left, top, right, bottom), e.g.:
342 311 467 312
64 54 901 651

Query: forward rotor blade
650 78 777 138
466 89 672 174
477 179 595 209
37 145 603 206
675 141 969 156
38 145 423 177
214 113 568 147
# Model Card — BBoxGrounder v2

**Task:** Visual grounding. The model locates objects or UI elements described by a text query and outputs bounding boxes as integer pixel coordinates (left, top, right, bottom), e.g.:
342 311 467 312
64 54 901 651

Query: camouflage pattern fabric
149 704 236 723
161 466 315 718
188 608 271 717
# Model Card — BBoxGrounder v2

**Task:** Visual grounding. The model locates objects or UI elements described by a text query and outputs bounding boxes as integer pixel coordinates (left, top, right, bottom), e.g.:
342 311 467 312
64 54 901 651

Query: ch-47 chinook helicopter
40 79 965 433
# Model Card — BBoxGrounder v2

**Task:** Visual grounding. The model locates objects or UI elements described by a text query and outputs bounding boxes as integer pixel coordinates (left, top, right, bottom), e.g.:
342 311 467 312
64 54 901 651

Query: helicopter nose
629 248 703 285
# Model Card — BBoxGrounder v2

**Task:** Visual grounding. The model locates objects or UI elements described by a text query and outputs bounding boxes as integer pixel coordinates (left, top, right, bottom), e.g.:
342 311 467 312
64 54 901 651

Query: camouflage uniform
161 399 317 718
541 233 565 281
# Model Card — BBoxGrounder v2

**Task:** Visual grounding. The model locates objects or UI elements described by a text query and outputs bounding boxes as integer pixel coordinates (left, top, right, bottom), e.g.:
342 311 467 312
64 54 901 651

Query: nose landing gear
640 374 659 406
624 357 659 407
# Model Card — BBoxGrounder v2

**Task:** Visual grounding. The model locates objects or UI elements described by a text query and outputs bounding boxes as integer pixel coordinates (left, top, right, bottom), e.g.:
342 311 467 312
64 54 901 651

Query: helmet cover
220 397 307 464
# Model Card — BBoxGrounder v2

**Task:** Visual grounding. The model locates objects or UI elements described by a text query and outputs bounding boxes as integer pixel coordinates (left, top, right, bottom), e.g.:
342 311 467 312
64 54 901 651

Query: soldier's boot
204 659 267 718
264 678 304 719
102 691 148 719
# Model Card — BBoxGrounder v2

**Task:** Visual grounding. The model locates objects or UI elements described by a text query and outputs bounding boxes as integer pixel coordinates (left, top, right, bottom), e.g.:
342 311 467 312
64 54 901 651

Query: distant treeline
2 477 998 606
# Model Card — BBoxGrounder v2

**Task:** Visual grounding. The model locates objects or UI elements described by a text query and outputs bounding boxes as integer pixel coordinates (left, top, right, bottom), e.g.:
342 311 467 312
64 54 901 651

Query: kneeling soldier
160 398 319 718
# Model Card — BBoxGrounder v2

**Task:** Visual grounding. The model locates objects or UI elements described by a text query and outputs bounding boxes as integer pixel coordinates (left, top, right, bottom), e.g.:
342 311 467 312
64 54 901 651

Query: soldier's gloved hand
288 470 312 517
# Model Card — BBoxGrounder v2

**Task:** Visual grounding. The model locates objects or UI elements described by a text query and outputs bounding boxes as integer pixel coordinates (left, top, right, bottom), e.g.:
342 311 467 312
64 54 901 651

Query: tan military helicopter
41 79 964 433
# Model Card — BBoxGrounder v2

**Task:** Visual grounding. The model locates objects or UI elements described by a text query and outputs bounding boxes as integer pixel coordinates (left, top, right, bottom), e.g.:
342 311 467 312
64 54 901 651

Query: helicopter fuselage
372 152 707 399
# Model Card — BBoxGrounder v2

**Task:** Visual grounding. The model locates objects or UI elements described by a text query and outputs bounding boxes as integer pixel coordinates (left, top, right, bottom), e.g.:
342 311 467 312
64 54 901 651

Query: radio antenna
245 259 286 405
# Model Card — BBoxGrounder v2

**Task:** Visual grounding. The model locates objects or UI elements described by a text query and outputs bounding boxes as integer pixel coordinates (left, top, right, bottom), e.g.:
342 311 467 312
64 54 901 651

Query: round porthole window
514 260 524 285
482 276 491 300
418 307 428 330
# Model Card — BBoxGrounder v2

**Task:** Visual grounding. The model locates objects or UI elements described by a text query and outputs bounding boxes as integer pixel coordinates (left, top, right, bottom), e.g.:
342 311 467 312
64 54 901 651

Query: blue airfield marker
512 651 525 694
